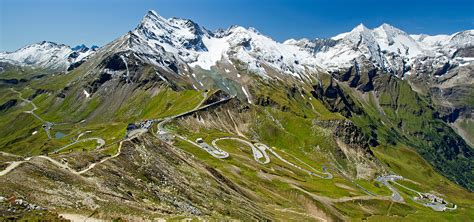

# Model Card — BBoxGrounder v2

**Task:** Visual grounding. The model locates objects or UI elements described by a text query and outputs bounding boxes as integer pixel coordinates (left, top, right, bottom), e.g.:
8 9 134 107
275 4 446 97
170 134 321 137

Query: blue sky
1 0 473 51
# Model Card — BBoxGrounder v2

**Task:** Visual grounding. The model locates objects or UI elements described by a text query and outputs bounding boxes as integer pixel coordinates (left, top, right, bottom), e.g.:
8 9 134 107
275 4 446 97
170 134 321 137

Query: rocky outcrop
255 96 279 109
452 46 474 58
331 60 378 92
312 119 381 179
333 121 380 179
88 72 112 94
334 121 373 154
0 78 28 85
0 99 17 112
311 78 363 117
27 89 49 100
202 90 231 105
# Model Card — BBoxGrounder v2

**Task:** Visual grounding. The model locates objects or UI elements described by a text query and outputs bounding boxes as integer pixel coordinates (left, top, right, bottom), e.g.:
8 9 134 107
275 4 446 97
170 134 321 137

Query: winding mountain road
52 137 105 154
0 157 32 176
212 137 269 164
153 93 333 179
10 88 54 138
261 144 332 179
1 90 455 213
0 140 125 177
376 175 404 202
10 88 98 142
1 91 214 178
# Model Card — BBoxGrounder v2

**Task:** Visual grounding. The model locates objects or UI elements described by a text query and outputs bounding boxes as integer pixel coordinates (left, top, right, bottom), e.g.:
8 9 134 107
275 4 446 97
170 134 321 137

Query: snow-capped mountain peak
141 10 168 26
448 30 474 49
119 11 321 77
411 30 473 55
134 10 209 53
189 24 322 77
0 41 98 71
342 23 377 45
0 41 70 69
352 23 369 32
331 23 369 41
313 23 474 75
316 23 386 71
146 9 159 17
372 23 425 58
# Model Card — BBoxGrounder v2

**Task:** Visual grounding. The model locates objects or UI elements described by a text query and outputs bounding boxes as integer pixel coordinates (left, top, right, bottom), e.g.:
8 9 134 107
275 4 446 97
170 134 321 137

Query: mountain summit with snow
0 41 98 71
299 23 474 76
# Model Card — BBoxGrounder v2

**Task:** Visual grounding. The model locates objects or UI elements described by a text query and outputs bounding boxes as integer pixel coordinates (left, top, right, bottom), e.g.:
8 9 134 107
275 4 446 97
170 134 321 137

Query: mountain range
2 11 473 78
0 10 473 221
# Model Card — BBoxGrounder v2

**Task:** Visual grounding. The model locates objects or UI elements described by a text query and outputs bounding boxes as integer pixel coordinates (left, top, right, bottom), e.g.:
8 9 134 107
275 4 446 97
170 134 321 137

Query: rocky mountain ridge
0 41 98 71
2 10 472 80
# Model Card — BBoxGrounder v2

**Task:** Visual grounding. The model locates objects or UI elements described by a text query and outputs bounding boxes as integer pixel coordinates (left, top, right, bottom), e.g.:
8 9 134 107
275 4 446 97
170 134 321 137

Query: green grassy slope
1 66 473 220
343 74 474 191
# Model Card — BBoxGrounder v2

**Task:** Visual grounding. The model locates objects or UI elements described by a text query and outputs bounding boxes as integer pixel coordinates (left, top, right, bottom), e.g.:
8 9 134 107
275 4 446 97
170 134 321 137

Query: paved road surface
212 137 269 164
260 144 332 179
175 134 229 159
376 175 404 202
10 88 55 138
52 137 105 154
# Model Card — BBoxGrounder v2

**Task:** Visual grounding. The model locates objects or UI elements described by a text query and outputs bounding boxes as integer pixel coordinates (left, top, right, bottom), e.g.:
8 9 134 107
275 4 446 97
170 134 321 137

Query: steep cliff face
311 78 363 118
309 119 382 179
333 120 373 153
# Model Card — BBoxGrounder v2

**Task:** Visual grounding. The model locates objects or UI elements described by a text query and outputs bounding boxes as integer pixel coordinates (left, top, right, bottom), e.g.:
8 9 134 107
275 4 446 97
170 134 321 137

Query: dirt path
0 141 125 177
59 213 105 222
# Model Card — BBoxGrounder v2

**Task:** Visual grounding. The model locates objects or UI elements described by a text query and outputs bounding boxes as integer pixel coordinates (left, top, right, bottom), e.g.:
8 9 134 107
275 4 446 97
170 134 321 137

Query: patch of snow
190 36 229 70
411 34 452 49
103 68 121 76
331 32 350 40
83 90 90 98
241 86 252 104
315 24 386 70
119 55 130 83
372 23 425 58
155 72 170 84
458 62 471 67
